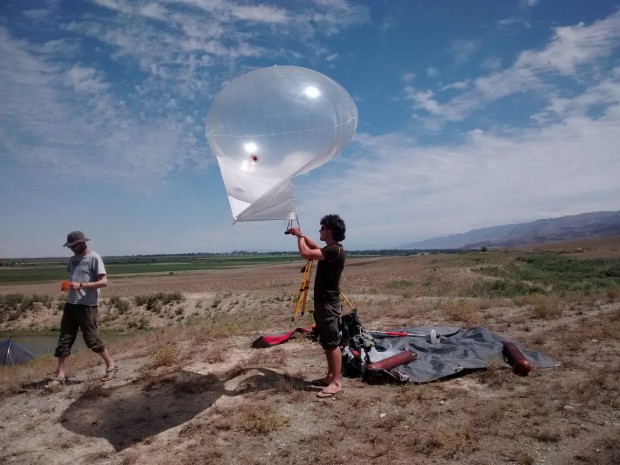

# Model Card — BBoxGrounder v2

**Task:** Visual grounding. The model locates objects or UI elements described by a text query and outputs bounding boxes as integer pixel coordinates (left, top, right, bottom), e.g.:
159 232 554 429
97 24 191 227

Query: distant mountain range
400 211 620 250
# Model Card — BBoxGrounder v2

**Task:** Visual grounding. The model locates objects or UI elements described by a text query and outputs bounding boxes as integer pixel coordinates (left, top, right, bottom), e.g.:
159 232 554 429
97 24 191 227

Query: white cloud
515 13 620 76
66 66 110 93
404 86 467 122
400 72 414 84
91 0 133 15
2 2 618 257
295 86 620 246
228 4 289 23
497 18 531 28
0 26 200 190
448 39 480 65
534 69 620 123
0 1 370 196
408 10 620 125
440 80 470 91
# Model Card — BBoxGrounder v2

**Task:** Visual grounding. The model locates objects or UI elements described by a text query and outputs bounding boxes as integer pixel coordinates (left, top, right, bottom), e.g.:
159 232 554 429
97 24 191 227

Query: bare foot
316 382 342 398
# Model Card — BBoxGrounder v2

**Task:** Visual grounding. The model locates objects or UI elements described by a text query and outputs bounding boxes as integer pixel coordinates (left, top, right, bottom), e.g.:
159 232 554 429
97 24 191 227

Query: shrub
0 294 25 312
443 298 480 323
606 287 620 302
150 343 180 368
241 404 287 435
515 294 562 320
108 296 130 314
468 279 545 298
385 279 413 289
134 292 184 311
474 252 620 296
0 293 53 321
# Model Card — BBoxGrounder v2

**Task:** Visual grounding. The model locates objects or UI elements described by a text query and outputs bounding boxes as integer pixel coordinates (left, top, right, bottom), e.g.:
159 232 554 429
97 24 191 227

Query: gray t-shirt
66 250 106 306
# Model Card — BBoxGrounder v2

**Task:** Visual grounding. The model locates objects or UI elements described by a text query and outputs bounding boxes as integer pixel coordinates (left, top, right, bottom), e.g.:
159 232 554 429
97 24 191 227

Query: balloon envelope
205 65 357 222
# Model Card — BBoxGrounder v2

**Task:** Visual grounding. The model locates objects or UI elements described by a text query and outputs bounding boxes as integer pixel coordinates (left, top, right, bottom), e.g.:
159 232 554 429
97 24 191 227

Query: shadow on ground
21 378 84 390
60 368 306 451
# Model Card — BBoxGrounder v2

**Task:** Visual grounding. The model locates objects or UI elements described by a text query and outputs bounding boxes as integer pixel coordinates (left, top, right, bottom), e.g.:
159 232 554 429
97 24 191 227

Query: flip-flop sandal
317 389 342 398
101 365 119 380
44 378 66 389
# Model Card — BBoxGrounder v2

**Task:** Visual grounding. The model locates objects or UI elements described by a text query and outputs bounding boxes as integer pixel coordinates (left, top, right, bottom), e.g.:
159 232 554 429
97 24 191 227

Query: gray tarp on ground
367 326 557 383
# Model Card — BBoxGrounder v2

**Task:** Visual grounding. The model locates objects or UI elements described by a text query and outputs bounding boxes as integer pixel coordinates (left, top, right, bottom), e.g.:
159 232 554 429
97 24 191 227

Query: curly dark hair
320 214 346 242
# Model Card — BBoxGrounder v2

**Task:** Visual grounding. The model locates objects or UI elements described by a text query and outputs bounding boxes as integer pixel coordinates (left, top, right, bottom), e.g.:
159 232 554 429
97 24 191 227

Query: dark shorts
313 300 341 349
54 303 105 357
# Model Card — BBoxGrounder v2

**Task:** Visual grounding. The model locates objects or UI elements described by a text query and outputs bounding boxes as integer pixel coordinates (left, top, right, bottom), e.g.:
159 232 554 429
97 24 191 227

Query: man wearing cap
47 231 117 387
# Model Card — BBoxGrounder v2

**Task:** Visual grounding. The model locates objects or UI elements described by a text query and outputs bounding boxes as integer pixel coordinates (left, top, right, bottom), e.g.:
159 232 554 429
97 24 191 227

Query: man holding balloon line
288 214 346 398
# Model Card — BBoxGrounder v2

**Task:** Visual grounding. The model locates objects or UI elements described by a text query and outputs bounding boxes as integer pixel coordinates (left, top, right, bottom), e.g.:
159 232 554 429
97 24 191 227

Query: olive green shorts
54 303 105 357
313 300 341 349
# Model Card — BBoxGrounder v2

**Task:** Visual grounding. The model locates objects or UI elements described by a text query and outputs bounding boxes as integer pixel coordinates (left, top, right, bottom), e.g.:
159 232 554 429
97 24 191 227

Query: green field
0 254 300 284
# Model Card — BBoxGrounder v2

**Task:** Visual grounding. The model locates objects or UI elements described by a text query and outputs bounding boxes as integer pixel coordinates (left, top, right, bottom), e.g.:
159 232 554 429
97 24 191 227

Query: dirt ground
0 238 619 465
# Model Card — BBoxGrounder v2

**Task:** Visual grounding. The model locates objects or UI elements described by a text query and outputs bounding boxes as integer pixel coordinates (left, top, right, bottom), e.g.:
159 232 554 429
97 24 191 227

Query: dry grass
0 348 114 400
515 294 563 319
81 380 112 400
149 343 181 368
240 403 288 435
1 241 619 465
440 298 481 324
606 287 620 301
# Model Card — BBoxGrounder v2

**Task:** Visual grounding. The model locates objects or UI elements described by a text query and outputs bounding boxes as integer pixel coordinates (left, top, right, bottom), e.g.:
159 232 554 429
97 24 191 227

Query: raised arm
288 227 324 261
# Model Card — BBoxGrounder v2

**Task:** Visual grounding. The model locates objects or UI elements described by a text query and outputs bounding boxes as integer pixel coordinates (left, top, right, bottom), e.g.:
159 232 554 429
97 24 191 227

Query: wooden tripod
292 260 313 322
291 259 356 322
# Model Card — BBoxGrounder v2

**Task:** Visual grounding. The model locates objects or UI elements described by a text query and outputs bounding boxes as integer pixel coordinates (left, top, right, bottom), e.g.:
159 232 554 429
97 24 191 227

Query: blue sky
1 0 619 258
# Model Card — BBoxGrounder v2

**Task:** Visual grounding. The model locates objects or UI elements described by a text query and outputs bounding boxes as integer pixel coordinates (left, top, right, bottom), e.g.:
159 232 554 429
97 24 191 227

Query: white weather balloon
205 65 358 223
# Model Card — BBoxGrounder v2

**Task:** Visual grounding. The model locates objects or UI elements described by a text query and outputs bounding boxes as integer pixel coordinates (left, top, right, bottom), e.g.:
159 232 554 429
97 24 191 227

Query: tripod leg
292 260 312 321
340 291 356 312
300 260 313 317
